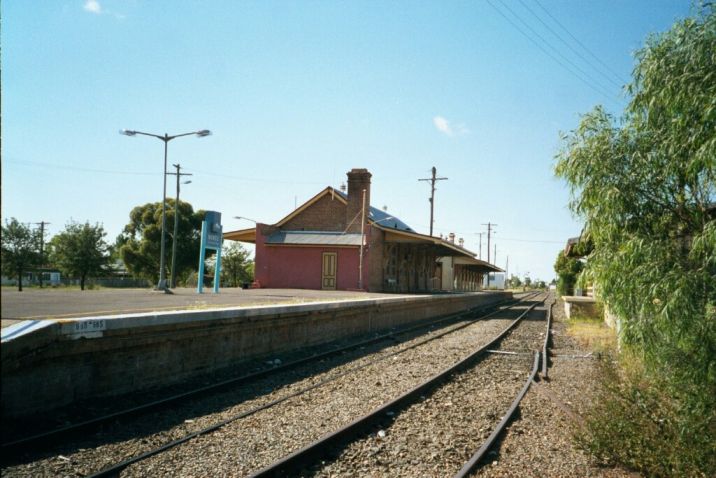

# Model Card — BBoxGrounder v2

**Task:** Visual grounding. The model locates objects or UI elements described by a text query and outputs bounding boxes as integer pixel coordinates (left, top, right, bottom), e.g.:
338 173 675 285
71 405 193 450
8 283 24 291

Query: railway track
1 292 547 477
253 293 550 477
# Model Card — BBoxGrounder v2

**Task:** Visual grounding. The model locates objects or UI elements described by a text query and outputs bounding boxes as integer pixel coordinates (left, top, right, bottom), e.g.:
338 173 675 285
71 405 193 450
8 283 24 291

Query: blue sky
2 0 692 282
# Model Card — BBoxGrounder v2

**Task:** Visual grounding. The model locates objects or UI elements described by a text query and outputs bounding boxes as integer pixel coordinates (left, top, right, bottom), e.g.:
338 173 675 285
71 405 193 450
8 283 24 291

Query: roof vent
458 237 464 247
339 182 347 192
449 232 455 243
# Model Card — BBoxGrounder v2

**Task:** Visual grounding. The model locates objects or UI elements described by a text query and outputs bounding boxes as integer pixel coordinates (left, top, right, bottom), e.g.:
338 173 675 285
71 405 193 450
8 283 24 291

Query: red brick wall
282 194 347 232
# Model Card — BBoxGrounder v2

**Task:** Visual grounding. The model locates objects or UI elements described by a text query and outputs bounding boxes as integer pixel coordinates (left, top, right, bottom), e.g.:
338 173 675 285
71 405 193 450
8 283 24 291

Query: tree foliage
119 199 204 283
1 218 40 291
553 250 584 296
555 6 715 475
507 274 522 288
49 221 110 290
220 242 254 287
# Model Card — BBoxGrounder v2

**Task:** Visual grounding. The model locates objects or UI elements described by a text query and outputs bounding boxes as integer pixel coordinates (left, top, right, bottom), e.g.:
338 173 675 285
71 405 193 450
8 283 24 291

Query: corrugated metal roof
333 190 414 232
266 231 363 246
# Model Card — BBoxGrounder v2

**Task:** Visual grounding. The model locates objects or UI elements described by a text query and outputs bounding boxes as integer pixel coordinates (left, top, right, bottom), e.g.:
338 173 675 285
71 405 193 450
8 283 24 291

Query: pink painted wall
255 225 364 290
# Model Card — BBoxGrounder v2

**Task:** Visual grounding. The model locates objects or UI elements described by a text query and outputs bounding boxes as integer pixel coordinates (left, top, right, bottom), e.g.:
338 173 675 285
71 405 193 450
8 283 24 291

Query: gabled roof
223 185 479 261
275 187 345 228
224 186 416 242
331 189 415 233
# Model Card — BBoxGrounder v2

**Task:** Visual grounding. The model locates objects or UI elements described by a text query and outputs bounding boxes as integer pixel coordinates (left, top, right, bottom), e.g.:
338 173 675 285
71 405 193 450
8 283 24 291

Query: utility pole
418 166 448 236
33 221 50 287
481 222 497 264
476 232 484 260
358 189 367 290
167 164 193 288
494 244 497 265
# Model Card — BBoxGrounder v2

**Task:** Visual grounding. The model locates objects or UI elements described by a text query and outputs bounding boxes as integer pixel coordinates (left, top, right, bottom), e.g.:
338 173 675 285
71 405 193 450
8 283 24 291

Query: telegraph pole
167 164 193 288
481 222 497 264
418 166 448 236
33 221 50 287
482 222 497 289
476 232 484 260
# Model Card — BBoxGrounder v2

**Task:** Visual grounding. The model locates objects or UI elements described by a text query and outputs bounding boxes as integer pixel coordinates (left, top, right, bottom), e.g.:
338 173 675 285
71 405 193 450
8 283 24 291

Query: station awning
224 227 256 243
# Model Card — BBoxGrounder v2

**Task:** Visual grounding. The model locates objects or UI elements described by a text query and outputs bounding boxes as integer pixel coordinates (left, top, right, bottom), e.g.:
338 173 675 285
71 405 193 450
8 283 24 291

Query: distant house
224 168 502 293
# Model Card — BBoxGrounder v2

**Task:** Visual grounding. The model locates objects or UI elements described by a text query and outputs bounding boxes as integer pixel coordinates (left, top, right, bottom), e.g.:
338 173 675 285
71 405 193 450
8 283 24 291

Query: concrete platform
0 287 398 328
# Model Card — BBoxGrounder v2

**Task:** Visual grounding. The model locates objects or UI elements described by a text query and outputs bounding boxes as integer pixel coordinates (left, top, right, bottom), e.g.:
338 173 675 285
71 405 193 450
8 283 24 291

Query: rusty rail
453 350 540 477
542 296 553 379
248 297 544 478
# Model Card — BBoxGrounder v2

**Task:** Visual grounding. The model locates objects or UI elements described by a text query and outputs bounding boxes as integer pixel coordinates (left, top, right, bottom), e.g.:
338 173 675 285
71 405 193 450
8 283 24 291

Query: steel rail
453 350 541 478
83 295 542 478
3 294 531 452
247 295 546 478
541 296 554 379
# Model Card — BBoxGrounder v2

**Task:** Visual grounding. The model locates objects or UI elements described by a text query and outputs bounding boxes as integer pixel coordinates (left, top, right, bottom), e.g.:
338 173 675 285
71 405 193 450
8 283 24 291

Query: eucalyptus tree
119 199 204 283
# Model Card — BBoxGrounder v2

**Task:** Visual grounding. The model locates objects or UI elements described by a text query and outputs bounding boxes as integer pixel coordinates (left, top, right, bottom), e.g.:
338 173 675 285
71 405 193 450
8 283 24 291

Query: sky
2 0 693 282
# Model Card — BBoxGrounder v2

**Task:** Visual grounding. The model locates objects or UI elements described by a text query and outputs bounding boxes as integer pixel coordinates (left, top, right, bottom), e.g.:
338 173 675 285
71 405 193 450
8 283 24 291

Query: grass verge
567 316 716 477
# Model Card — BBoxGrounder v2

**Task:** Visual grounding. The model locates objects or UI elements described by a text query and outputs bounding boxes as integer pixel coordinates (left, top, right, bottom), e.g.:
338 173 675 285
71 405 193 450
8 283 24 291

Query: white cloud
433 116 453 136
84 0 102 14
433 116 469 137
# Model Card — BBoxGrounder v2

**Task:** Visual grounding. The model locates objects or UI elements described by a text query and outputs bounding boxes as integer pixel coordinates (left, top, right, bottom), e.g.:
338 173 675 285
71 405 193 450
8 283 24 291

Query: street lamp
233 216 258 224
121 129 211 291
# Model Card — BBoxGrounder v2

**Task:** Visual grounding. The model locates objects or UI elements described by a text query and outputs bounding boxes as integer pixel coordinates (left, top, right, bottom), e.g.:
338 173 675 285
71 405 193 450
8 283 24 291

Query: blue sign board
197 211 223 294
205 211 222 249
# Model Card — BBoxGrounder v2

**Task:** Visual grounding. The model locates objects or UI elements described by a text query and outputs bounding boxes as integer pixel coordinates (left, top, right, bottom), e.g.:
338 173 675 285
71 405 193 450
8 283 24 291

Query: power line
183 167 326 185
499 236 564 244
517 0 624 90
486 0 619 105
6 159 324 186
533 0 629 85
7 159 155 176
494 0 617 98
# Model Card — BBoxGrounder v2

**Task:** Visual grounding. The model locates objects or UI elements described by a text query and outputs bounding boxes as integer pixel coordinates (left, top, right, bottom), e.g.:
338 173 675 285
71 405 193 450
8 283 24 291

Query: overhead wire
5 159 156 176
493 0 617 99
182 167 326 185
6 159 325 186
533 0 629 85
485 0 621 106
517 0 625 90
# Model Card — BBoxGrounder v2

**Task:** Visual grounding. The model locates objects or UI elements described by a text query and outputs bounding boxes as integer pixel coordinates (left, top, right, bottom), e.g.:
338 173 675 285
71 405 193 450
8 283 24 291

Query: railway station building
224 168 501 292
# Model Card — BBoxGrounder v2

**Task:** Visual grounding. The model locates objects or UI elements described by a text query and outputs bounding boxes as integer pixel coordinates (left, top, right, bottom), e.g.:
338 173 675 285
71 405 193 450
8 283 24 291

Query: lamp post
233 216 258 224
121 129 211 291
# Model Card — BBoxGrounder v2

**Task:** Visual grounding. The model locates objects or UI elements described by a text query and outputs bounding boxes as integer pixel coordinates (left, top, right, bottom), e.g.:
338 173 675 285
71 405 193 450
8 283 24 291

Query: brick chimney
345 168 371 233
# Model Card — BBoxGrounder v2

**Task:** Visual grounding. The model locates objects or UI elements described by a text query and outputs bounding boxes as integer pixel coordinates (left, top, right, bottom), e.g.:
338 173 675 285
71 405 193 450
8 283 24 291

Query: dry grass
566 315 617 352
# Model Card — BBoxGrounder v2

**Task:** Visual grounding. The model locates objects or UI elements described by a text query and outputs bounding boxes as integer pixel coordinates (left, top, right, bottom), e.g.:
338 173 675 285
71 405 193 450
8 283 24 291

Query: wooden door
321 252 337 290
